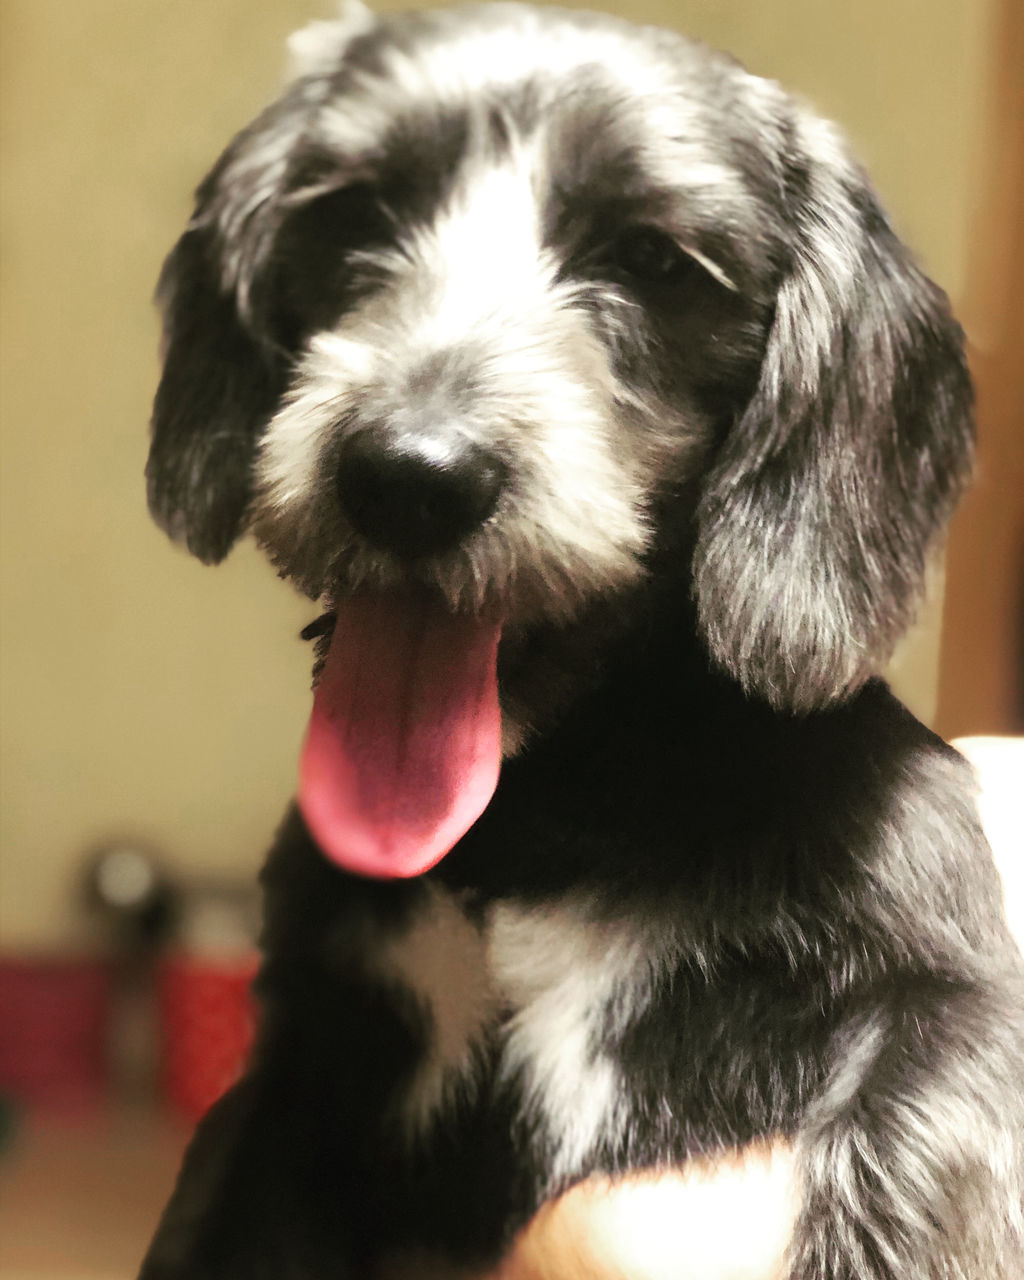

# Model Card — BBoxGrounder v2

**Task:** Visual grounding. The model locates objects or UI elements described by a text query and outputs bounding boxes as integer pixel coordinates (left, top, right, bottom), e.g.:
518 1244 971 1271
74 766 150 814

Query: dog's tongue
299 594 502 878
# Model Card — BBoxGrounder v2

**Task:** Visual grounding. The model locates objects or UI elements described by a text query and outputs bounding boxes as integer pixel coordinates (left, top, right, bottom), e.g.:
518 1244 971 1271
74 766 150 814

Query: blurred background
1 1 1020 1276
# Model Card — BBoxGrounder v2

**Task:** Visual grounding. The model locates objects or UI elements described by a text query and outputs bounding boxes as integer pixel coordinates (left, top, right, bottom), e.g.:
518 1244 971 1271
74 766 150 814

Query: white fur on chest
371 884 671 1182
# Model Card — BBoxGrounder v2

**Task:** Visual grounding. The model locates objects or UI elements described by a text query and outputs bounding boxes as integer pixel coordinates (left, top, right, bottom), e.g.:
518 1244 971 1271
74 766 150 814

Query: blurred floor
0 1106 187 1280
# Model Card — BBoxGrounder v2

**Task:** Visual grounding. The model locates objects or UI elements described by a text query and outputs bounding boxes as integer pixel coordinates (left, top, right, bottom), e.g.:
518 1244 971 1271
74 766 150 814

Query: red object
0 955 113 1108
156 952 259 1122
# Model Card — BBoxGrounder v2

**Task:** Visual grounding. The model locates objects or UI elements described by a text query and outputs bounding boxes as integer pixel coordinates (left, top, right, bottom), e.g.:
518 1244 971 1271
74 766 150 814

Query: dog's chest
369 884 667 1182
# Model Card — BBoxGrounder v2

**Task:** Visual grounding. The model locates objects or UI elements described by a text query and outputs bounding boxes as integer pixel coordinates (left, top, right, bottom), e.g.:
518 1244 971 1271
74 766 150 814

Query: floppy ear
146 83 315 564
147 3 377 564
146 220 282 564
692 109 974 713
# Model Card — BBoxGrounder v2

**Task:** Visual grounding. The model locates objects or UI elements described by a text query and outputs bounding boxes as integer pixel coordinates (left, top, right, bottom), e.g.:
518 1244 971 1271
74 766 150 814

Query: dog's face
148 2 972 748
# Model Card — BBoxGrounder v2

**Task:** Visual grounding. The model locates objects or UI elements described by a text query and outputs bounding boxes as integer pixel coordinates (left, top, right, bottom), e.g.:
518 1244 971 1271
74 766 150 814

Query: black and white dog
140 4 1024 1277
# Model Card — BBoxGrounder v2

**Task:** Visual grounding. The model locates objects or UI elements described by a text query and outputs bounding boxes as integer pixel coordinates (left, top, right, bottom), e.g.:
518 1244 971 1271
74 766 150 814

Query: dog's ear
147 217 282 564
692 108 974 713
147 5 376 565
146 83 316 565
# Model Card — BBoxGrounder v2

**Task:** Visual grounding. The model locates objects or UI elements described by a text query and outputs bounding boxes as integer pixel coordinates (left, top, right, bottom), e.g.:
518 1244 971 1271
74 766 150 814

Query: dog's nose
335 426 507 559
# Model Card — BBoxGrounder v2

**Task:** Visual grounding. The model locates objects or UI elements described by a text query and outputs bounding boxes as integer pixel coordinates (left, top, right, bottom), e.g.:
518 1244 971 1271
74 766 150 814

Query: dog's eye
267 183 394 350
291 182 393 254
612 226 697 285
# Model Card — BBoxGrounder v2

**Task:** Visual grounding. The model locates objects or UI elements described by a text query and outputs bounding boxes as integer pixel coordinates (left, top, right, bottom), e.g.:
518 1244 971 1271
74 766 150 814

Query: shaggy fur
140 5 1024 1277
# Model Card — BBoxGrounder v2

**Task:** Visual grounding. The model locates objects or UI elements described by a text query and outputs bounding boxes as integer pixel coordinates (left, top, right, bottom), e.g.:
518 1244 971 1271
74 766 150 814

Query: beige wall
0 0 997 948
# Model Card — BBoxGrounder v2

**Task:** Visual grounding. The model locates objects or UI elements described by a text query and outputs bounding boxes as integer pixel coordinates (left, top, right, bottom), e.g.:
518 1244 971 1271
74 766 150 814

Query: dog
139 4 1024 1277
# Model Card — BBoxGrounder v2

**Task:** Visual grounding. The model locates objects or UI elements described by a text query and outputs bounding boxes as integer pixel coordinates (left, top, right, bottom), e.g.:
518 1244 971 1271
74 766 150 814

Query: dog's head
148 3 972 869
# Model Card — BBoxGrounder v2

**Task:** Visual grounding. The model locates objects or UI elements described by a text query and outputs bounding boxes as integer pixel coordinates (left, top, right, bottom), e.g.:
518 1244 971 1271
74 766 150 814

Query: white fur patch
286 1 375 83
406 150 551 347
256 330 377 512
378 886 675 1183
490 896 665 1184
372 884 498 1136
369 13 680 111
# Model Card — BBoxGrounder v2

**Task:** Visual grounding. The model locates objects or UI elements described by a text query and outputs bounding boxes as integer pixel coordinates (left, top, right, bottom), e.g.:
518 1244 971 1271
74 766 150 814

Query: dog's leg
139 824 492 1277
138 1064 356 1280
787 980 1024 1280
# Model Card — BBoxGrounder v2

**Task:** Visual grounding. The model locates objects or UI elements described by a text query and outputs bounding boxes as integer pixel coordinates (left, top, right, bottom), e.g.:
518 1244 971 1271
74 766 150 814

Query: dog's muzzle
335 420 507 560
299 417 508 881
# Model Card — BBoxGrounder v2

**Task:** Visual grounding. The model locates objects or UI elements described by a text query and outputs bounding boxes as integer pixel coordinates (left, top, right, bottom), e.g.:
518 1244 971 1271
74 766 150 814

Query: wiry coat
140 5 1024 1277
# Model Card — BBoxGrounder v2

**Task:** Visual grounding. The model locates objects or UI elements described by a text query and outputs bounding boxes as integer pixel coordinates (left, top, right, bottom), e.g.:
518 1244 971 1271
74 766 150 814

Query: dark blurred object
0 1093 17 1153
82 842 178 951
81 841 181 1103
0 956 113 1108
1 851 258 1121
156 880 260 1122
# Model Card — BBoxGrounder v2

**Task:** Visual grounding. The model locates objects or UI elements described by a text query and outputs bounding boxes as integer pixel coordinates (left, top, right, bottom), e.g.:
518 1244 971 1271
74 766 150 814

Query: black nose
335 426 507 559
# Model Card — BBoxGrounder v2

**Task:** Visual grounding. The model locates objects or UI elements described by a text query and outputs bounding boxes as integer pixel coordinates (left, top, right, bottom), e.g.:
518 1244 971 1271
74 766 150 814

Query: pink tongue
298 594 503 878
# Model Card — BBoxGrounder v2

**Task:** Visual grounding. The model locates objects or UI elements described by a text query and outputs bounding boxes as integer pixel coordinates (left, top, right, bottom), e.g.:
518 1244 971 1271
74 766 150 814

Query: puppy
140 4 1024 1277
